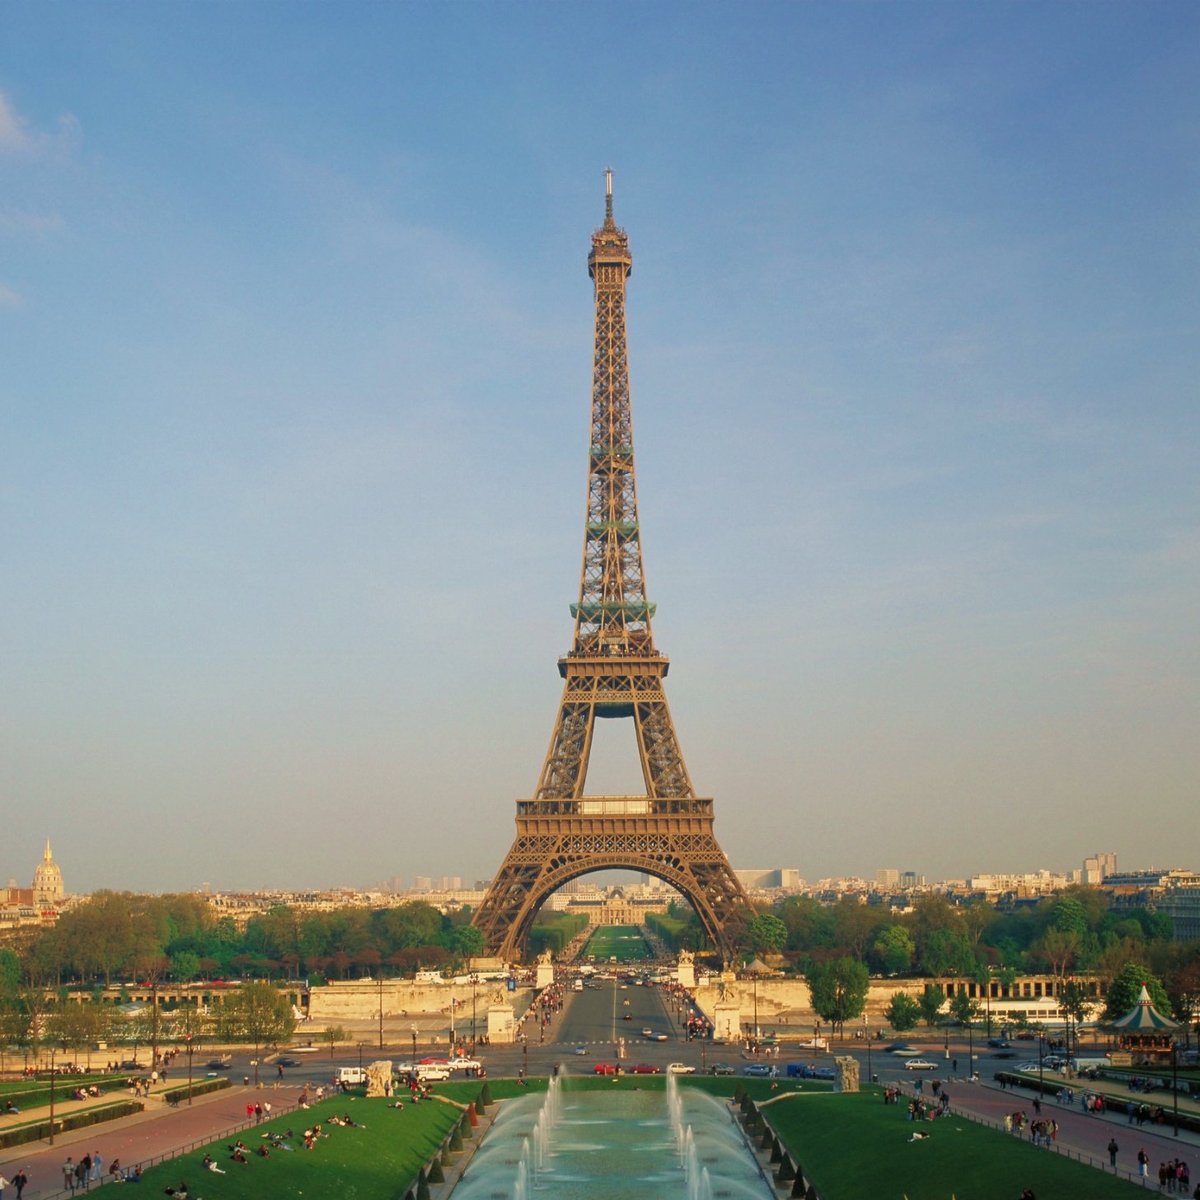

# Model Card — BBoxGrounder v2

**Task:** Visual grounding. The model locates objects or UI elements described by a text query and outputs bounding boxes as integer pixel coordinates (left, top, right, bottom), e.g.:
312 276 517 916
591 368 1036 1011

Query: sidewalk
0 1079 304 1199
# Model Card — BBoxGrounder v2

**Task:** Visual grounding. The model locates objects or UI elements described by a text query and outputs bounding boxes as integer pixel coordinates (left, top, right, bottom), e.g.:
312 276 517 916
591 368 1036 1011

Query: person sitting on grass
4 1100 19 1114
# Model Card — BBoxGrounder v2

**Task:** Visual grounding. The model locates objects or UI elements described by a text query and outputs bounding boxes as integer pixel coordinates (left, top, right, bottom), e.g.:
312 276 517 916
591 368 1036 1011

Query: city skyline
3 4 1197 893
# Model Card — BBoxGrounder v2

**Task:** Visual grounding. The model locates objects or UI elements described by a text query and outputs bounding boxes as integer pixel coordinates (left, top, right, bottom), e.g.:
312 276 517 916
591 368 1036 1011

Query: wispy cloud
0 89 80 157
0 282 23 306
0 208 64 237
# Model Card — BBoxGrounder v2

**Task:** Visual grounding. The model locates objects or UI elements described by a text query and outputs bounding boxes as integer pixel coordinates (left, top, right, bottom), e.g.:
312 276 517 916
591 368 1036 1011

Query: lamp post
185 1034 195 1106
1172 1042 1179 1137
471 972 478 1053
867 1036 873 1086
410 1025 417 1079
378 977 384 1049
522 1039 528 1083
966 1020 974 1080
1038 1033 1045 1095
48 1043 57 1146
358 1042 364 1071
752 975 759 1049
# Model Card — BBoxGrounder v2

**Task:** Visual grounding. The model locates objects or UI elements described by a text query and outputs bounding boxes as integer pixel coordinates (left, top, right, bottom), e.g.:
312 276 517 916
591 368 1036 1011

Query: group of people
1139 1150 1192 1194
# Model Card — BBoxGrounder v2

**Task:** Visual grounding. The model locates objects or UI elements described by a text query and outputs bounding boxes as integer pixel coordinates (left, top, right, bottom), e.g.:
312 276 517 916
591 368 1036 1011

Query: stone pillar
834 1056 860 1093
487 1005 516 1045
535 960 555 990
675 956 696 989
713 1002 741 1043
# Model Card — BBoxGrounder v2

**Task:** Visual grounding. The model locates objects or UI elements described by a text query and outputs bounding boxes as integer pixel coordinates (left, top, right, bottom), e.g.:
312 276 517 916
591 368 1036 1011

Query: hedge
0 1099 145 1149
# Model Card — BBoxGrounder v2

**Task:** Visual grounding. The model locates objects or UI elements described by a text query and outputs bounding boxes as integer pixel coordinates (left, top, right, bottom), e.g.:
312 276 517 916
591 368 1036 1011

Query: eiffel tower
473 173 754 963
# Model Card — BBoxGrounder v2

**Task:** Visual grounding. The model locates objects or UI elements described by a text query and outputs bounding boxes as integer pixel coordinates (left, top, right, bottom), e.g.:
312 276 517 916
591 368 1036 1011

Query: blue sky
2 2 1197 894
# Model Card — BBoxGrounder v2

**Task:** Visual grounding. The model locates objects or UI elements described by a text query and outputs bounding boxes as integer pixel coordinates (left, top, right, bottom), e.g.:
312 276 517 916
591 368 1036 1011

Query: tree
918 984 946 1028
170 951 202 983
321 1024 348 1058
948 991 979 1026
1103 963 1171 1021
919 929 974 977
884 992 921 1033
215 982 296 1053
806 957 869 1037
745 914 788 957
872 926 915 976
1036 927 1082 980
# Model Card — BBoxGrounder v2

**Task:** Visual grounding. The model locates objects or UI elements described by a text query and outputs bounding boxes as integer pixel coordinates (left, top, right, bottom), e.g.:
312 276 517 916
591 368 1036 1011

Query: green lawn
136 1093 464 1199
763 1087 1148 1200
583 925 650 962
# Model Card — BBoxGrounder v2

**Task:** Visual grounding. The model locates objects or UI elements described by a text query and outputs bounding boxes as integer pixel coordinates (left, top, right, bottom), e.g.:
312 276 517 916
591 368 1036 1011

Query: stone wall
306 979 534 1037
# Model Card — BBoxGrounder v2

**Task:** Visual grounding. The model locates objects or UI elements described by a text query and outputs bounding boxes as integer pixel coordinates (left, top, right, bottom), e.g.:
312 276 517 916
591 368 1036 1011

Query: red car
630 1063 661 1074
592 1062 618 1075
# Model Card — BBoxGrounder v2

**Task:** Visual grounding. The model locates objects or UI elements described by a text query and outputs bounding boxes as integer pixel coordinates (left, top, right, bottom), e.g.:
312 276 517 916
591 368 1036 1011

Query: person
12 1170 27 1200
1108 1138 1119 1168
0 1172 10 1200
1139 1149 1150 1179
128 1165 142 1183
109 1160 122 1183
91 1152 103 1183
3 1101 18 1114
63 1157 75 1194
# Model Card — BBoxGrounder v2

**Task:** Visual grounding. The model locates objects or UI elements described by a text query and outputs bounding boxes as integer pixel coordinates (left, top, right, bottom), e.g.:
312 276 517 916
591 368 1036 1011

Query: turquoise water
451 1078 772 1200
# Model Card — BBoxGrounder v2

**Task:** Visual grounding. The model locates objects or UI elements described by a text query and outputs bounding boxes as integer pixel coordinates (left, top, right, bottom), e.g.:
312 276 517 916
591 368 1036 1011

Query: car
622 1013 632 1020
987 1038 1011 1049
1016 1062 1042 1072
641 1027 655 1037
993 1050 1016 1059
646 1032 668 1042
666 1063 695 1074
891 1047 922 1057
707 1063 735 1076
592 1062 618 1075
903 1059 938 1071
415 1063 450 1082
119 1060 145 1070
205 1058 231 1070
742 1063 773 1077
631 1063 661 1074
276 1057 301 1068
573 1044 588 1055
447 1057 482 1072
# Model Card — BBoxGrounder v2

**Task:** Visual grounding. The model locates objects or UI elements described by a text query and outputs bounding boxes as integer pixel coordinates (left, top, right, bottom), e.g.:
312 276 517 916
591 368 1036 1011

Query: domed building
32 840 65 906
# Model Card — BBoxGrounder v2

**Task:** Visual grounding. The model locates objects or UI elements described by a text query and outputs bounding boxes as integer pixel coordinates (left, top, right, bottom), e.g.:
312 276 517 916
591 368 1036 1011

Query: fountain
451 1073 771 1200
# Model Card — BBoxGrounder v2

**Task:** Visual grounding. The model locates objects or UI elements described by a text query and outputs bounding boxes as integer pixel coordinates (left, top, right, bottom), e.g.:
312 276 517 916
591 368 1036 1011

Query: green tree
884 992 921 1032
872 926 915 975
918 984 945 1028
170 950 202 983
948 991 979 1026
1103 963 1171 1021
745 914 788 957
321 1024 348 1058
920 928 975 977
215 981 296 1052
806 957 869 1037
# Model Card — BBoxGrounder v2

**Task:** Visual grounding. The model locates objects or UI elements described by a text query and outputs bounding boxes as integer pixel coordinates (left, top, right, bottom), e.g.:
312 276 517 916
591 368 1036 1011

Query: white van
336 1066 368 1085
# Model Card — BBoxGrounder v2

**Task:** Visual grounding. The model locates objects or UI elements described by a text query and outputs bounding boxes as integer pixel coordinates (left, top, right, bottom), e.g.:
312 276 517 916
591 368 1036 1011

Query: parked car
415 1063 450 1082
593 1062 618 1075
667 1063 695 1074
447 1057 482 1073
742 1063 773 1077
786 1063 835 1080
903 1059 938 1071
336 1066 368 1085
707 1063 735 1076
573 1044 588 1056
631 1063 661 1074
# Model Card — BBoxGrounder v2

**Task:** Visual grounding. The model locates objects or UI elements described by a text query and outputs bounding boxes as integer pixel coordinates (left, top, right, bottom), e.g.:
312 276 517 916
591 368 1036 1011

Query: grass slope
582 925 650 961
765 1088 1148 1200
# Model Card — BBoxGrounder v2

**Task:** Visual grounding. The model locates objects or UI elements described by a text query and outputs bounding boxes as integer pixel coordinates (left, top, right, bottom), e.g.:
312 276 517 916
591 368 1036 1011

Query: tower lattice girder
473 173 753 962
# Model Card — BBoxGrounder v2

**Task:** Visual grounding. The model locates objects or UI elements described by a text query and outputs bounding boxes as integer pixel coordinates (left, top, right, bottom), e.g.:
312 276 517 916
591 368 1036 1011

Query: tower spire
604 167 614 228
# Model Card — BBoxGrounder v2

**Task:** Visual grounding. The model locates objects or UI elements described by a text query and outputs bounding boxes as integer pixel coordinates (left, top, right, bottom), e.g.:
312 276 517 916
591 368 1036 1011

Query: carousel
1105 984 1179 1065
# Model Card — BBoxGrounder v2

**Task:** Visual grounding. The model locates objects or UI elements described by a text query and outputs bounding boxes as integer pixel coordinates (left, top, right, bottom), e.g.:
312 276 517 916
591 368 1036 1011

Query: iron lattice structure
473 174 753 962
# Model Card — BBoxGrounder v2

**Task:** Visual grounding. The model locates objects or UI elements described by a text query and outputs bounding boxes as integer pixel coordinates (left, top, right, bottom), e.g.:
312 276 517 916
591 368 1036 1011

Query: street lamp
378 977 384 1049
752 975 759 1049
185 1034 195 1106
358 1042 364 1071
522 1039 528 1083
471 972 478 1053
410 1025 417 1078
867 1036 873 1087
1038 1033 1045 1095
1172 1042 1179 1137
48 1044 57 1146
